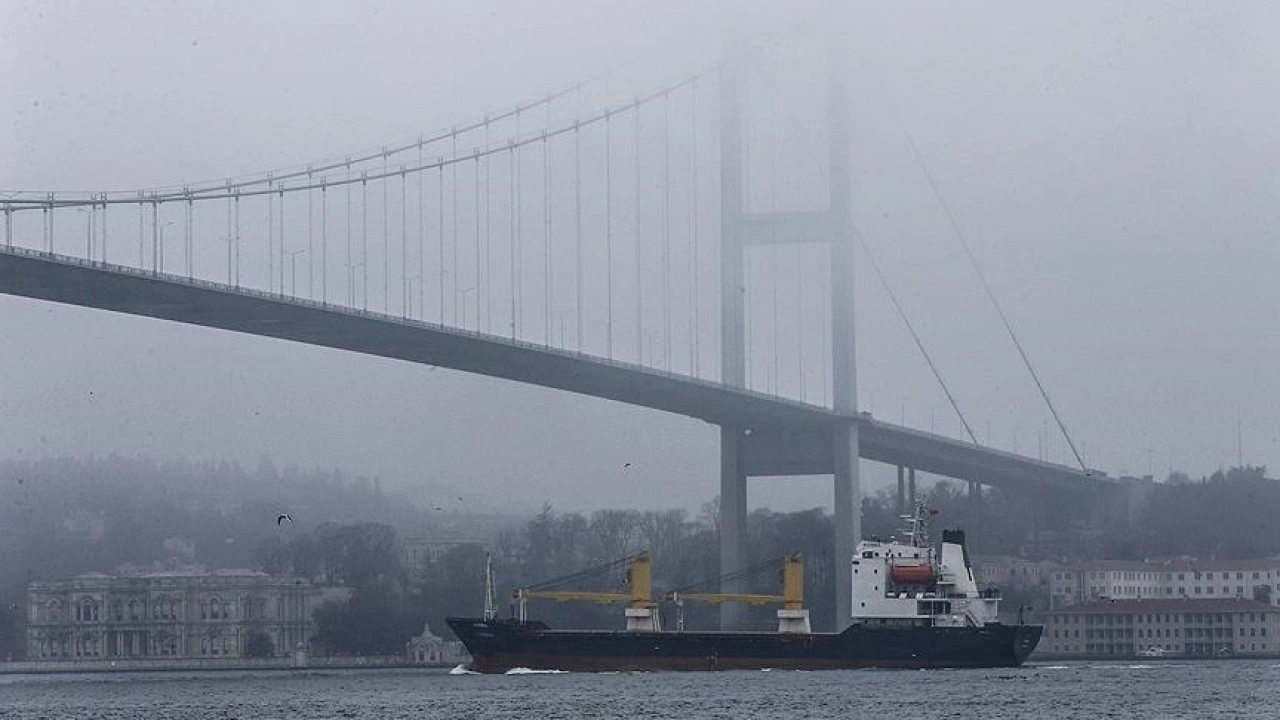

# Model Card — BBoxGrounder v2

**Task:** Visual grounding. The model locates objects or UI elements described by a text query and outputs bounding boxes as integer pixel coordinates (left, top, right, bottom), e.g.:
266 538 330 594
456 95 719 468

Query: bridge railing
0 243 832 416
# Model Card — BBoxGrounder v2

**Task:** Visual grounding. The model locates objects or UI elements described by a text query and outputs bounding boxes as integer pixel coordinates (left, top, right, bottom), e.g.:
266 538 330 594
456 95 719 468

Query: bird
432 504 443 511
276 513 293 525
623 463 632 470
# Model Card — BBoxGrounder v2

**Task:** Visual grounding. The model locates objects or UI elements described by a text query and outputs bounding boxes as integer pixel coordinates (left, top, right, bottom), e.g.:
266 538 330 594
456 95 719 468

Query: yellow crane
513 551 661 631
664 553 810 632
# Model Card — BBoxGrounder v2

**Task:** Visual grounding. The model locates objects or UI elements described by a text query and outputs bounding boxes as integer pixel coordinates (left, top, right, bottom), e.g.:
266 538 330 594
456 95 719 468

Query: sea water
0 660 1276 719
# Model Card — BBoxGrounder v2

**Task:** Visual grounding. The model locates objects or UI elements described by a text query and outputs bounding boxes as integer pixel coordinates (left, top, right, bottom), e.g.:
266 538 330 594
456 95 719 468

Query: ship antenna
483 552 498 621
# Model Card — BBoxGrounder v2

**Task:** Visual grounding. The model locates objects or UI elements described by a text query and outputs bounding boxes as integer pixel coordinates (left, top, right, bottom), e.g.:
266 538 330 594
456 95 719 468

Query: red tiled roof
1059 598 1276 615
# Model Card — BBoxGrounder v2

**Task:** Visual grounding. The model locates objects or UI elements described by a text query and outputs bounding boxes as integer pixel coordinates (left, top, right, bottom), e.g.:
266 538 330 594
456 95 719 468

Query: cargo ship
447 506 1041 672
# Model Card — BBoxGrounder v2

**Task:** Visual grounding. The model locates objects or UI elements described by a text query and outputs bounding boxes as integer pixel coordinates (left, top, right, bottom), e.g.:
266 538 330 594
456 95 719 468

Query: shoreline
0 657 464 675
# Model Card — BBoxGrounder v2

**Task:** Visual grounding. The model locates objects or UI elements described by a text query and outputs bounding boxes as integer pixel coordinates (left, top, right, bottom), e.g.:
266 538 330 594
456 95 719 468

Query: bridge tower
718 36 860 629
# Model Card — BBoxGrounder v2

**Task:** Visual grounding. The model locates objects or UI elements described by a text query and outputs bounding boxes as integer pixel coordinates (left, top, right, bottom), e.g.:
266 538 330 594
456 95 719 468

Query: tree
255 537 289 575
312 576 422 656
245 630 274 658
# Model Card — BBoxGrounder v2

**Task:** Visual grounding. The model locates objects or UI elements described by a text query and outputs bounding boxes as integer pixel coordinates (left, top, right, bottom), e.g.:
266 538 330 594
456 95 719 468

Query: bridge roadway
0 246 1106 493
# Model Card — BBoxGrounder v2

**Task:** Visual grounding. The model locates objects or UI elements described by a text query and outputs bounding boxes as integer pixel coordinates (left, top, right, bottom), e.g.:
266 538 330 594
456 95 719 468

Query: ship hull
446 618 1042 673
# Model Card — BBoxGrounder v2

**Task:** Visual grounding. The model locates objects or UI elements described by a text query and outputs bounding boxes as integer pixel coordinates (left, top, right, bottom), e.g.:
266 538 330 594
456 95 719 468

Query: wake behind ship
447 506 1042 673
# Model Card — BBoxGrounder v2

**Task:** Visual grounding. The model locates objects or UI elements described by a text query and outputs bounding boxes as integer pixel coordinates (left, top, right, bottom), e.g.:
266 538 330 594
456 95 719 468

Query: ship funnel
939 529 978 597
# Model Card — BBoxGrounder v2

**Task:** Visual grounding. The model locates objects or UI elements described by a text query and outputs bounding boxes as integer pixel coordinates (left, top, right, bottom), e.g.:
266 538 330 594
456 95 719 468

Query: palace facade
26 568 339 662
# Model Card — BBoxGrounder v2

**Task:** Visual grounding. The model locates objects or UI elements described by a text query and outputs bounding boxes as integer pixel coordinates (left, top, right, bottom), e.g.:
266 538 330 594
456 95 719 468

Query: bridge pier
832 422 860 628
717 53 748 631
967 479 983 506
827 33 859 630
896 465 905 515
968 480 983 549
719 426 748 630
896 466 920 514
908 467 917 509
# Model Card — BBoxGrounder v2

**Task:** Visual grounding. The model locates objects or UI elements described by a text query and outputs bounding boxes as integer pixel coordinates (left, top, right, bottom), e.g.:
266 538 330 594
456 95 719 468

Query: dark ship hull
446 617 1042 673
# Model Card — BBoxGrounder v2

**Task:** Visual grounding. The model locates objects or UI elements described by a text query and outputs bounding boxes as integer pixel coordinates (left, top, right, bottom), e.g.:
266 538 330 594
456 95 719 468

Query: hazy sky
2 1 1279 513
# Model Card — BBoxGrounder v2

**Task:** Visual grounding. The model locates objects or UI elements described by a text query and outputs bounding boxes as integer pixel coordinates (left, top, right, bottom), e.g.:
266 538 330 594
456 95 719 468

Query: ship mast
483 552 498 621
898 501 931 549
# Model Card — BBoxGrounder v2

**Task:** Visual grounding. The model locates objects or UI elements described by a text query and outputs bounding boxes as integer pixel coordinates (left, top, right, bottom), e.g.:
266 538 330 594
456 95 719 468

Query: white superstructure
851 505 1001 628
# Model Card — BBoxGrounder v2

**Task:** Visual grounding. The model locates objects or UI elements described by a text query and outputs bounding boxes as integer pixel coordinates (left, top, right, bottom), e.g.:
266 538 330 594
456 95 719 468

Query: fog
3 0 1279 513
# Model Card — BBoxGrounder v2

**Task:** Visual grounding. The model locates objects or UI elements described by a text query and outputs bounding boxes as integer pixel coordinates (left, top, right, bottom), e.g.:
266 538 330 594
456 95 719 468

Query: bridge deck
0 246 1104 492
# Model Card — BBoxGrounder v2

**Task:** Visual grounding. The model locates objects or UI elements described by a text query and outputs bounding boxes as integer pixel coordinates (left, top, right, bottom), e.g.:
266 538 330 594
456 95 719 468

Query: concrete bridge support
719 426 748 629
716 29 860 630
968 480 984 549
718 55 748 631
896 466 919 514
827 35 859 629
896 466 906 515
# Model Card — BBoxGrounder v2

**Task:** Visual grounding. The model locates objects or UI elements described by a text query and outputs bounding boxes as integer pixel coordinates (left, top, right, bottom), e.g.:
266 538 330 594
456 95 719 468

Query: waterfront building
1042 598 1280 658
26 568 342 663
1049 558 1280 610
400 537 484 572
404 621 469 666
973 556 1052 590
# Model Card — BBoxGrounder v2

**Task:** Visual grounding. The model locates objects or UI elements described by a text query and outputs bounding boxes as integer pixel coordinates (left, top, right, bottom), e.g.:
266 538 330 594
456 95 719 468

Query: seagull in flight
277 513 293 525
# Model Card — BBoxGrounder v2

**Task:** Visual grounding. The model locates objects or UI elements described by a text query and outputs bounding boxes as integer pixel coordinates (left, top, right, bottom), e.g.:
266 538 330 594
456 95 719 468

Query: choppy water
1 660 1277 719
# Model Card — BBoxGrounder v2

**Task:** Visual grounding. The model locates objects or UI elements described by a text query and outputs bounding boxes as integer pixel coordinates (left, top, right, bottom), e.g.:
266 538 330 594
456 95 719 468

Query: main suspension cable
853 226 979 446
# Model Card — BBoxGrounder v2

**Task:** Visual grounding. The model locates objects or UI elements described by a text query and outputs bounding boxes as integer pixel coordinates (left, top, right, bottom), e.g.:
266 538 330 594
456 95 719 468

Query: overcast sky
2 1 1279 514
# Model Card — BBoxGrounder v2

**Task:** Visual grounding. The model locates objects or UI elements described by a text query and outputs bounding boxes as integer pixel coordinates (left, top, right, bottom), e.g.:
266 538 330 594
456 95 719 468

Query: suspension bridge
0 36 1106 627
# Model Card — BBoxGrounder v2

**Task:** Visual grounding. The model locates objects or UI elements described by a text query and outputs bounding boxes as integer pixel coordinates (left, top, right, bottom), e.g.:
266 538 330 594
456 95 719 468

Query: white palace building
26 568 335 664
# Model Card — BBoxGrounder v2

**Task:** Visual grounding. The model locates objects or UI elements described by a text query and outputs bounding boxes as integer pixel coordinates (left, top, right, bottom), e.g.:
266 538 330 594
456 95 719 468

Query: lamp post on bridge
405 275 421 319
460 286 475 330
284 249 307 297
556 311 573 349
156 221 174 274
344 262 365 308
221 237 237 286
74 206 94 259
646 330 662 367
